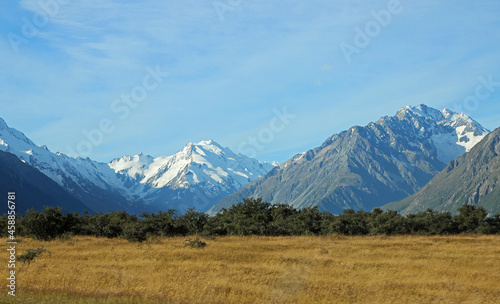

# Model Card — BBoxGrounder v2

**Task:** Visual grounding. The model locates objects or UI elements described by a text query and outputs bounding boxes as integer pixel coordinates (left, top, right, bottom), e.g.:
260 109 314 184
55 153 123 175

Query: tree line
2 198 499 242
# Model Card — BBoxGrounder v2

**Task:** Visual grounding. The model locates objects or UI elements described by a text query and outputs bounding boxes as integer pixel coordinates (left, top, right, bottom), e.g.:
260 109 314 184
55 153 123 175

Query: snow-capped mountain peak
393 104 489 163
109 153 155 180
396 104 487 133
109 140 277 192
0 119 37 151
397 104 444 121
441 108 489 135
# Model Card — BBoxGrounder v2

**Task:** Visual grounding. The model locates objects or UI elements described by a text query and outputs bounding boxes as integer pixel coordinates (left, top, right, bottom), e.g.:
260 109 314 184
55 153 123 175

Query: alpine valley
0 117 275 214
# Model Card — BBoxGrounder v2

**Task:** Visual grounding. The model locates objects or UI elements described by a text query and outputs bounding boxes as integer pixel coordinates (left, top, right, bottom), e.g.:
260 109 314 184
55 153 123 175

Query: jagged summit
109 139 277 192
396 104 488 133
0 118 37 151
396 104 445 121
198 139 216 145
386 105 489 163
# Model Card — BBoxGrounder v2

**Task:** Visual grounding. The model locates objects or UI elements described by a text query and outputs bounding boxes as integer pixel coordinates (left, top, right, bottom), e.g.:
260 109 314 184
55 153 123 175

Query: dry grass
1 235 499 303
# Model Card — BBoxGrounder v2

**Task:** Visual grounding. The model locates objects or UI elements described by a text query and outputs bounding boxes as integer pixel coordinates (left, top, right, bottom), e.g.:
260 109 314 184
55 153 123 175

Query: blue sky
1 0 500 163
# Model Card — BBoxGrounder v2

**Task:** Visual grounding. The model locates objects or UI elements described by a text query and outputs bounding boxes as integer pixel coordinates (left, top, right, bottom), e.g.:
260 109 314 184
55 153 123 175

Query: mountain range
0 118 274 214
109 140 276 212
1 104 497 216
210 105 490 214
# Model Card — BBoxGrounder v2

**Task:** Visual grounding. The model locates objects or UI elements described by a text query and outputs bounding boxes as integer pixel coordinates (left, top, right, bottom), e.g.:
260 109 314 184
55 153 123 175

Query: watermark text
6 192 17 297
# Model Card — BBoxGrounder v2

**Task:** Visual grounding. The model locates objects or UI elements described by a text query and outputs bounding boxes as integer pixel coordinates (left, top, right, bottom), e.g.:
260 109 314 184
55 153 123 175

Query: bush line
1 198 499 241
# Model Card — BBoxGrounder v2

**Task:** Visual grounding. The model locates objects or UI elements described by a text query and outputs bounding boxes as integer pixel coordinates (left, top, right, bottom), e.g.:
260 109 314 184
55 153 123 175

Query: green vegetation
184 236 207 248
17 247 51 264
1 198 499 240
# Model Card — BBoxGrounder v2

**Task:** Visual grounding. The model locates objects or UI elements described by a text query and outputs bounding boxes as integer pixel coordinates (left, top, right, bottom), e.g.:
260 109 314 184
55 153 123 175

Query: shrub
184 237 206 248
178 208 209 235
213 198 272 235
405 209 456 235
20 207 65 240
290 206 323 235
79 211 138 238
17 247 51 264
330 209 370 235
58 232 73 241
267 204 298 236
0 214 8 237
481 214 500 234
122 222 147 242
141 210 180 237
368 209 407 235
454 205 488 233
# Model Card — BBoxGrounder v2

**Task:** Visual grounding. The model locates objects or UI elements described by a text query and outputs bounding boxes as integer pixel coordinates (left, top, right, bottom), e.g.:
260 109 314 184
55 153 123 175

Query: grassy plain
1 235 499 303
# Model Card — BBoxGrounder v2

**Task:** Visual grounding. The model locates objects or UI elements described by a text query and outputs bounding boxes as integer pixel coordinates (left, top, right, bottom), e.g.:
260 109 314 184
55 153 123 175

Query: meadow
2 235 499 304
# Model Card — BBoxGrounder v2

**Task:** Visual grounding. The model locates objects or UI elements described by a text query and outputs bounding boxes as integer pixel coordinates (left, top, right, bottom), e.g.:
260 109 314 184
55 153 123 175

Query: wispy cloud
1 0 499 162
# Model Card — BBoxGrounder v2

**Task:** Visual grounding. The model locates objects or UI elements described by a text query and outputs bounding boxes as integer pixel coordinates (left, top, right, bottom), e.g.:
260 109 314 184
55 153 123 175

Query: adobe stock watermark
452 74 500 114
65 66 168 158
340 0 403 64
7 0 70 54
238 107 296 159
213 0 244 22
6 192 17 297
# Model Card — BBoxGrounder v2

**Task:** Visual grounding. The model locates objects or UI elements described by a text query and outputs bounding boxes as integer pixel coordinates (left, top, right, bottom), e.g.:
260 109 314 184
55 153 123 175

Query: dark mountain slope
383 127 500 215
0 150 92 214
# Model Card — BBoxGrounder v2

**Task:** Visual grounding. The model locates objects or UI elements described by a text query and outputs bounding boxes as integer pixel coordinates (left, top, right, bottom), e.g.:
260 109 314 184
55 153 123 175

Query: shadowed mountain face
210 105 489 214
383 127 500 216
0 117 150 214
0 150 92 215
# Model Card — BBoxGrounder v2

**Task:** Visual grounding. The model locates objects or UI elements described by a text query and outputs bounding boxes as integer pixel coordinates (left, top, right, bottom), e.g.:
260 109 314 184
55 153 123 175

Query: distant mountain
0 118 274 214
383 127 500 215
0 150 92 214
210 105 489 214
109 140 276 212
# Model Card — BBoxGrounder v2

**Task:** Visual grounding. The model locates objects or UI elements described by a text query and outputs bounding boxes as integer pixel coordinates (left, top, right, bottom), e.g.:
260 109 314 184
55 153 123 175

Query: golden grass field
1 235 499 304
